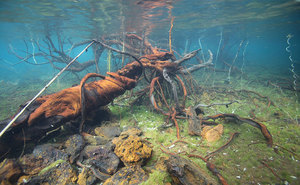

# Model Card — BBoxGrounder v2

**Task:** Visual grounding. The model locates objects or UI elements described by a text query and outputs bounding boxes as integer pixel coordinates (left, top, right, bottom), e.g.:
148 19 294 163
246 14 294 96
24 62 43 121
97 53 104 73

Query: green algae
38 159 66 176
140 170 172 185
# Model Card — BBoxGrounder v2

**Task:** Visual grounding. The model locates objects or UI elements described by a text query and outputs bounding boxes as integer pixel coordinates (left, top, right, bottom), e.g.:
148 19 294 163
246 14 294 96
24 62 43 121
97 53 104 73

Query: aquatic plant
286 34 298 95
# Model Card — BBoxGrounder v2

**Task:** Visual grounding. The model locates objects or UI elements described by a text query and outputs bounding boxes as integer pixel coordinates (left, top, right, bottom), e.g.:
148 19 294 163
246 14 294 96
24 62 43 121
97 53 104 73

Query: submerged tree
0 25 274 184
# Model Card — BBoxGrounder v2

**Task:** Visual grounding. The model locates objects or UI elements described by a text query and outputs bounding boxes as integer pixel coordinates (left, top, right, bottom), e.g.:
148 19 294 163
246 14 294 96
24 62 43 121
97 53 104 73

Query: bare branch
180 50 213 74
174 48 201 64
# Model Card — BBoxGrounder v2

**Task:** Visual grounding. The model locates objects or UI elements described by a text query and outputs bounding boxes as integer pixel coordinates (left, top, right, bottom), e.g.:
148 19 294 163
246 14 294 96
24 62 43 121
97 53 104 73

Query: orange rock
201 124 223 142
114 135 152 166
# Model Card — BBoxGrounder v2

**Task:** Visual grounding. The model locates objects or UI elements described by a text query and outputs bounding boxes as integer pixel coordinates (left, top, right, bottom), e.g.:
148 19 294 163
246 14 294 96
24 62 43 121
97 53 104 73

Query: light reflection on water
0 0 299 39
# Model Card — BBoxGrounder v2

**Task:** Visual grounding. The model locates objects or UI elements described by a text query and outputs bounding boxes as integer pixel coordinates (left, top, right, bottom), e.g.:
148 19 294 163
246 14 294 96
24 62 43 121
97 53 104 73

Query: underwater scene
0 0 299 184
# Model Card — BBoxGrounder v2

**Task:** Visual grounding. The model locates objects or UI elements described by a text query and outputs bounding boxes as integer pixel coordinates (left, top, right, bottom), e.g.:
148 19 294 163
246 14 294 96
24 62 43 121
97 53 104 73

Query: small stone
236 176 241 179
94 125 121 139
201 124 223 142
84 135 109 146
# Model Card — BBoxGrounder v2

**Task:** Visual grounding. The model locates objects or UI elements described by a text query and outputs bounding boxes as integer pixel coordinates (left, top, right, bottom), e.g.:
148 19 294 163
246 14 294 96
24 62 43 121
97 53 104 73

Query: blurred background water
0 0 299 114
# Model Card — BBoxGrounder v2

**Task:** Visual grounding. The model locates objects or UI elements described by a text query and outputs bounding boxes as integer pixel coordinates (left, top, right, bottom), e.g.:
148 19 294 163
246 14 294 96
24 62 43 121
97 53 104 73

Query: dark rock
0 159 22 185
166 155 218 185
64 134 85 163
82 145 120 175
32 144 68 164
103 165 148 185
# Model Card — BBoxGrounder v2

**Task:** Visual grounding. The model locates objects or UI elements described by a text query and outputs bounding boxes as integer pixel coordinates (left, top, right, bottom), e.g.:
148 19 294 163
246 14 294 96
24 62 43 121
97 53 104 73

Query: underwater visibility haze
0 0 299 184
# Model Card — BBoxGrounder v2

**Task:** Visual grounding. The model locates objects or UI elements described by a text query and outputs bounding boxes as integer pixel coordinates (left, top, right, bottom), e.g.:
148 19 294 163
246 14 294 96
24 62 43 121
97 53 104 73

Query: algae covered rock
27 160 77 185
166 155 218 185
103 165 148 185
17 143 77 184
114 134 152 166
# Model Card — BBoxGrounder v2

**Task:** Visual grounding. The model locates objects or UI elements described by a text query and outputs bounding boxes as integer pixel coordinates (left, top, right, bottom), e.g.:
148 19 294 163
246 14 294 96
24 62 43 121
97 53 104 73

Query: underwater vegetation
0 0 299 184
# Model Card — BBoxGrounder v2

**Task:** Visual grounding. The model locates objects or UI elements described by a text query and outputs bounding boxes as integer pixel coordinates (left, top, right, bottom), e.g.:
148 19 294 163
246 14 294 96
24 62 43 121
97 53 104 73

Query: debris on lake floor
166 155 218 185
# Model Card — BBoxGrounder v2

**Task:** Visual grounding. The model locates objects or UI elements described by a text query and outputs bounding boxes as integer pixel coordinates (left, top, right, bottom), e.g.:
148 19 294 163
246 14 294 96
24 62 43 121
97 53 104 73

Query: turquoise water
0 0 299 83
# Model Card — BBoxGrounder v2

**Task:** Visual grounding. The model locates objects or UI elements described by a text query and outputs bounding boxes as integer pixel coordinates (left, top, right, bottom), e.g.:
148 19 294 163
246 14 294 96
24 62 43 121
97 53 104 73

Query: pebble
169 144 175 149
236 176 241 179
